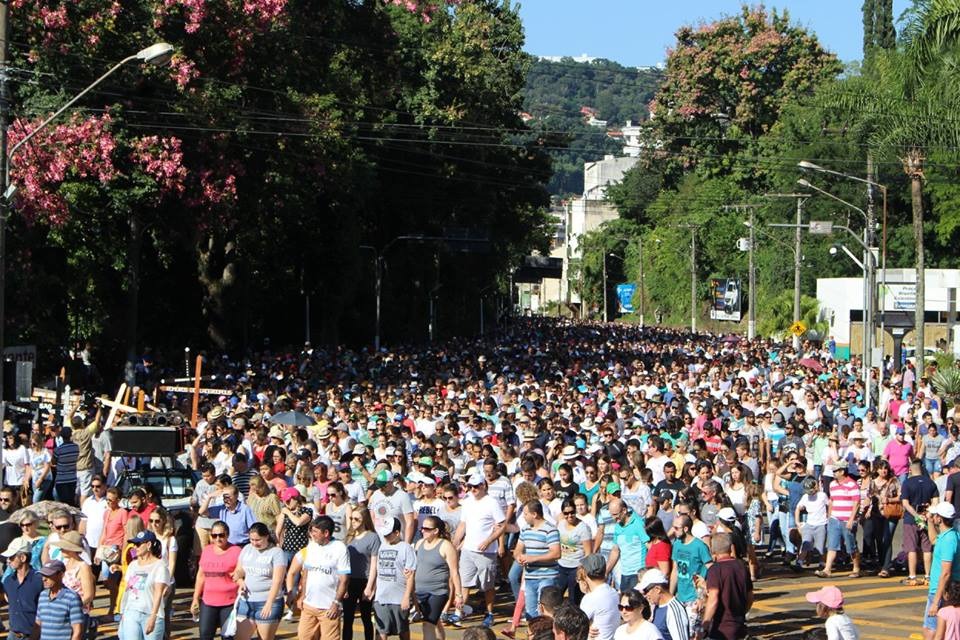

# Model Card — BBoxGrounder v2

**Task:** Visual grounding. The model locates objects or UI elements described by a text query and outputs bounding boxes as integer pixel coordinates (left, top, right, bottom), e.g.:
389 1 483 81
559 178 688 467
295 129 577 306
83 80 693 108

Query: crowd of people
2 318 960 640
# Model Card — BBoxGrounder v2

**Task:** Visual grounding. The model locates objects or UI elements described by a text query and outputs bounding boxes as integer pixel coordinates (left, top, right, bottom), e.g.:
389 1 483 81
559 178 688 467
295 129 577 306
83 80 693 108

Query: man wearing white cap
2 538 44 640
453 473 506 628
639 567 689 640
924 502 960 639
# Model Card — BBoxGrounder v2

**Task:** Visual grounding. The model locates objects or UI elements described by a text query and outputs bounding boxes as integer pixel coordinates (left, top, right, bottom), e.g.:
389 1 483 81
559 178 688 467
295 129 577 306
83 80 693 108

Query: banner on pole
709 278 742 322
616 283 636 313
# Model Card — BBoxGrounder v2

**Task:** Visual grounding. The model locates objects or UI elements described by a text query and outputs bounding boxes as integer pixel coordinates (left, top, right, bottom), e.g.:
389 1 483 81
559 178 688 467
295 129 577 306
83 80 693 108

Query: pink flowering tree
648 6 841 184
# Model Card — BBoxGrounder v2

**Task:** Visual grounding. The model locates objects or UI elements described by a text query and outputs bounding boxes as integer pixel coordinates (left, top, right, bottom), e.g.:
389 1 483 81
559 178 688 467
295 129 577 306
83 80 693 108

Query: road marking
756 585 928 606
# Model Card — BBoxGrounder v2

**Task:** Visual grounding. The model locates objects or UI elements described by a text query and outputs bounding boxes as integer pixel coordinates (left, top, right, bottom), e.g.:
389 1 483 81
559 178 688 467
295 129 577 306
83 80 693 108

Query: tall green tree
864 0 897 55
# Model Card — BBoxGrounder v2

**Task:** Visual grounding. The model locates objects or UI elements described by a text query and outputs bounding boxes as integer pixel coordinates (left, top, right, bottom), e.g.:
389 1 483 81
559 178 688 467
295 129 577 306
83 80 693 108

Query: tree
604 164 664 224
864 0 897 55
647 5 841 187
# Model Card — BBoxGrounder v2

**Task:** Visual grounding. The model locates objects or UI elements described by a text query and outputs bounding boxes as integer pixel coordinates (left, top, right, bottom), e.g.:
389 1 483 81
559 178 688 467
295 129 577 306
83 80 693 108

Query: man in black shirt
654 462 686 501
902 459 940 584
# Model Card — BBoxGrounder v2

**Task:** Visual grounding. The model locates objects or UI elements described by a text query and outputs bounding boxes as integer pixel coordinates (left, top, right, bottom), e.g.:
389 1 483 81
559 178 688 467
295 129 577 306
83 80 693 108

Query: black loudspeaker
109 426 180 456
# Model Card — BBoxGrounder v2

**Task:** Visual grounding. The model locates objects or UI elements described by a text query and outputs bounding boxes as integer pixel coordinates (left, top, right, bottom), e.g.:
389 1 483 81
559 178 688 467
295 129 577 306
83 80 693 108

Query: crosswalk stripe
756 576 897 592
845 595 928 611
756 585 928 606
851 618 926 633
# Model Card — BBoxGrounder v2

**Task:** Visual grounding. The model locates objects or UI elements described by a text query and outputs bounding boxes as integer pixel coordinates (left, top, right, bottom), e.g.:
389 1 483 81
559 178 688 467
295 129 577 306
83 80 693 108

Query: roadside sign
159 385 232 395
790 321 807 337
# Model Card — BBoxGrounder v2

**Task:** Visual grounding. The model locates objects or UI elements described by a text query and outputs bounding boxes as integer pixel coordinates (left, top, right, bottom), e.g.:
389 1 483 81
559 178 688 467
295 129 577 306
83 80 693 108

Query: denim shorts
924 592 940 630
826 518 858 553
236 597 284 623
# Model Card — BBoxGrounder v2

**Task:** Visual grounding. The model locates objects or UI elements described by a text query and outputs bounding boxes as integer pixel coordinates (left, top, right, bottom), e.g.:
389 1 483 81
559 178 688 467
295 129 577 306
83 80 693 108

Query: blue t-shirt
671 537 712 604
930 528 960 596
613 512 650 574
520 523 560 580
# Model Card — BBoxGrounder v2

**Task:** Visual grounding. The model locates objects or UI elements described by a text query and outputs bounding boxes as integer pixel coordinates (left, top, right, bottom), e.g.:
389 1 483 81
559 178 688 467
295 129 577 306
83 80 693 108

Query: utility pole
602 253 608 323
765 193 810 350
723 203 764 340
677 224 700 332
637 237 645 327
0 0 9 412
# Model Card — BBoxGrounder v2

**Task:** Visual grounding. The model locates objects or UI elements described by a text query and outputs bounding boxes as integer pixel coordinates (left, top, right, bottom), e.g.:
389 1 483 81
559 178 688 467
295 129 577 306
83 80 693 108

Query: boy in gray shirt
365 518 417 640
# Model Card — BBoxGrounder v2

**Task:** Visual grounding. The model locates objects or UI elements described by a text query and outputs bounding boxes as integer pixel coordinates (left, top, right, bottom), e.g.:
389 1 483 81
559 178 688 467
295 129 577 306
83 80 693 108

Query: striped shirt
829 478 860 522
36 587 83 640
486 476 516 513
652 596 691 640
519 521 560 579
53 443 80 484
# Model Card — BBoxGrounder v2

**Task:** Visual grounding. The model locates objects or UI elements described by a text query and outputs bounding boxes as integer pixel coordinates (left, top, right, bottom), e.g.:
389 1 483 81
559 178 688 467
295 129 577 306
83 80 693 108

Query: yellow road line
846 595 928 611
756 585 929 606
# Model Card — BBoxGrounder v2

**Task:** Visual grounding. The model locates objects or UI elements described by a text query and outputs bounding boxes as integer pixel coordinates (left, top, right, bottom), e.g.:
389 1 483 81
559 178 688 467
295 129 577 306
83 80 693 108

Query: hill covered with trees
522 58 663 195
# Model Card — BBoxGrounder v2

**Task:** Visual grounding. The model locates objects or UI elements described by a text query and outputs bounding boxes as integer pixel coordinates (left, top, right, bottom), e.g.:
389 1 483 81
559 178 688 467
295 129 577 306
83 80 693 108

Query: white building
622 120 643 157
817 268 960 360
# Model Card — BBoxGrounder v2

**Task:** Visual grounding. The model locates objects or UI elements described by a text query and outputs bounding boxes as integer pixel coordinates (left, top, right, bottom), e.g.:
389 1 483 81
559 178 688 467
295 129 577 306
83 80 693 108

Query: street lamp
0 42 174 401
798 178 876 402
800 160 889 389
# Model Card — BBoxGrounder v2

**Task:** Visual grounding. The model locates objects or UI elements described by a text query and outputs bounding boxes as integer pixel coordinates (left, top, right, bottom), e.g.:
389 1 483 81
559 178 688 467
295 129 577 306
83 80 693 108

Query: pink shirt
883 439 914 476
828 478 860 522
938 605 960 640
199 544 242 607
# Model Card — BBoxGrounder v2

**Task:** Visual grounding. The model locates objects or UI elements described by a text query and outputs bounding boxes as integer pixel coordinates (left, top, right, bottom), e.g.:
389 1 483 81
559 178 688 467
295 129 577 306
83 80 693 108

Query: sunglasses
92 484 104 489
618 604 636 611
563 511 576 516
0 498 10 503
421 526 437 532
21 522 35 528
443 496 457 501
210 533 226 539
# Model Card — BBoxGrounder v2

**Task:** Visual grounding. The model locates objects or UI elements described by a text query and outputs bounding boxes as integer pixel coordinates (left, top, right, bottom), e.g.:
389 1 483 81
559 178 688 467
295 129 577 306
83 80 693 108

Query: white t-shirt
825 613 860 640
798 492 829 527
614 621 664 640
581 583 621 640
369 488 415 540
3 445 28 486
81 496 109 549
460 494 506 554
300 540 351 610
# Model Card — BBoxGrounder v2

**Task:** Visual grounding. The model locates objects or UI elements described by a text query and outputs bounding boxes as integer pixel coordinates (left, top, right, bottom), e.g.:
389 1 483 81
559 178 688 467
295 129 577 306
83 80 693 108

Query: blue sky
517 0 914 67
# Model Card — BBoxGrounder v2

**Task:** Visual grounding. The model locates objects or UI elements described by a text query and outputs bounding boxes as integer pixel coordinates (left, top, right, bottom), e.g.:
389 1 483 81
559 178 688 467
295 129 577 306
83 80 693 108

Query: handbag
881 500 904 519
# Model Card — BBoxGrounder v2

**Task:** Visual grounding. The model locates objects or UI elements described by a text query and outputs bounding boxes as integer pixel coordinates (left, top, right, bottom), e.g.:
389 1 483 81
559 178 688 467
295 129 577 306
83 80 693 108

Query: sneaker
409 609 421 623
439 613 450 624
482 613 495 628
283 610 294 621
447 613 463 628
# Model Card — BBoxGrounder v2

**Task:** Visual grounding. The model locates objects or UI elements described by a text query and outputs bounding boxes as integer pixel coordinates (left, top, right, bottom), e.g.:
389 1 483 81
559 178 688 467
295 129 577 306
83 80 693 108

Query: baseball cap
418 457 434 467
581 553 606 579
39 560 66 576
375 516 402 537
373 470 391 487
337 462 351 473
466 474 486 487
352 444 366 456
280 487 301 502
931 503 957 519
2 538 32 558
717 507 737 522
606 481 621 495
638 568 670 592
128 530 158 545
805 585 844 609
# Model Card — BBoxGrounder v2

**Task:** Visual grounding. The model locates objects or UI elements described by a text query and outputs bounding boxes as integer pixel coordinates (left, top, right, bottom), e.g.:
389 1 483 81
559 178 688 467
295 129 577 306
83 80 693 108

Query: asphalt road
69 560 926 640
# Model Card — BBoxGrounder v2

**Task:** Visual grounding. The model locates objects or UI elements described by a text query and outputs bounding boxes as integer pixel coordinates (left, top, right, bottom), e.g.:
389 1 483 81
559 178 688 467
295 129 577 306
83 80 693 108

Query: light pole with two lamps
0 42 174 399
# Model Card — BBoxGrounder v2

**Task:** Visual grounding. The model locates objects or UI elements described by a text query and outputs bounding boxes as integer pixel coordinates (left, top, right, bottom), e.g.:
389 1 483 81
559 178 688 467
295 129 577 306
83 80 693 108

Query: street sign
790 321 807 337
809 221 833 234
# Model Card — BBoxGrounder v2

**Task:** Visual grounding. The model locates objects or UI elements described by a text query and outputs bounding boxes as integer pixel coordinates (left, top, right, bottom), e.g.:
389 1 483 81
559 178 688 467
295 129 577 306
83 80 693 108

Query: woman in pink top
190 520 243 640
99 487 130 614
883 429 915 482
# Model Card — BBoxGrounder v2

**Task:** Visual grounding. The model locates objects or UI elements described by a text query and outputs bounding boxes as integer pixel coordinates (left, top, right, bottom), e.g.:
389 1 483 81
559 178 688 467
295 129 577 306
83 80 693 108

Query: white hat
352 444 366 456
638 568 669 592
466 473 486 487
385 446 396 456
717 507 737 522
562 445 578 461
931 503 956 519
2 538 32 558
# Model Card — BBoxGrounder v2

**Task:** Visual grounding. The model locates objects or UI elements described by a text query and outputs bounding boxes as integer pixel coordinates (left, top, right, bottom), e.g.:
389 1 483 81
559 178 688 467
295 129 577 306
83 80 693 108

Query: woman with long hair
324 480 352 541
118 530 170 640
26 432 52 503
247 476 283 531
343 505 379 640
293 465 322 512
556 497 594 604
414 516 463 640
233 522 287 640
190 520 242 640
644 517 672 576
3 429 28 500
148 507 178 640
112 515 146 617
872 459 902 578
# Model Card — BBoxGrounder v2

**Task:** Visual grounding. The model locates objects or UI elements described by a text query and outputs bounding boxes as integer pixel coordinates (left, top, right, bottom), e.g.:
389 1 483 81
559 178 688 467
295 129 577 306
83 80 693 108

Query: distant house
579 106 598 118
586 117 607 128
606 129 623 139
519 111 534 123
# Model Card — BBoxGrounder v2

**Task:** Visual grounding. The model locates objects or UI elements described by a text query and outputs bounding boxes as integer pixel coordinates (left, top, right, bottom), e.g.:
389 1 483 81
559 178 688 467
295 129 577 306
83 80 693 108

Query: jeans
557 565 582 604
523 576 556 619
32 476 52 503
924 458 942 476
119 609 165 640
767 513 783 553
508 560 523 601
878 516 899 571
861 513 882 561
199 602 234 640
778 510 797 555
342 578 374 640
618 573 638 593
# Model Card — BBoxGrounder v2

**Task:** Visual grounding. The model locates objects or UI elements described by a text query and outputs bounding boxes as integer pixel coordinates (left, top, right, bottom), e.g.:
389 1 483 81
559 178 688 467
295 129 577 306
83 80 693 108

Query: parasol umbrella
10 500 84 524
268 410 315 427
798 357 824 373
722 334 741 344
